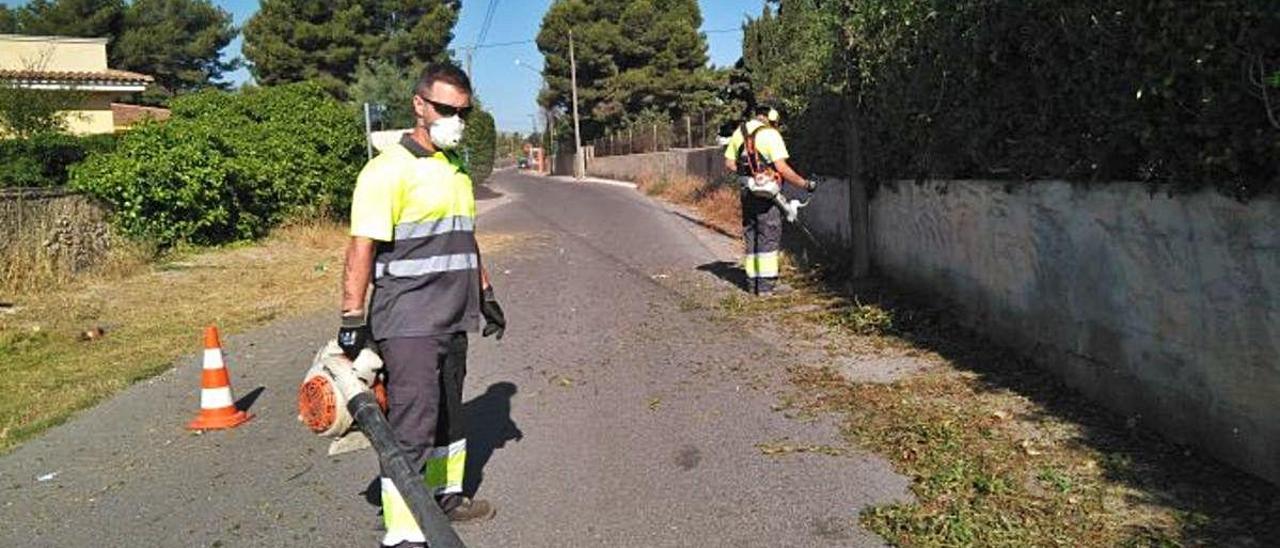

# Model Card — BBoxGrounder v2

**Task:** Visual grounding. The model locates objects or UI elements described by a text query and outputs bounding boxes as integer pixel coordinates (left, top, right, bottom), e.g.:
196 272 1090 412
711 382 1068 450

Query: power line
475 0 500 46
473 39 532 49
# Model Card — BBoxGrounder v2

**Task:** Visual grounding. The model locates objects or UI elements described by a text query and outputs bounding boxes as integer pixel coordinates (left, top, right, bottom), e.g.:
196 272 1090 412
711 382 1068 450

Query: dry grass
635 173 741 235
714 267 1280 547
0 232 154 296
0 219 521 452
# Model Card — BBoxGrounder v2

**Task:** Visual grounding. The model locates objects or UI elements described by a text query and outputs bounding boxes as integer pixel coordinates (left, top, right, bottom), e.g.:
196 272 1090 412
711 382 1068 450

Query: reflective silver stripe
375 253 478 279
393 216 475 240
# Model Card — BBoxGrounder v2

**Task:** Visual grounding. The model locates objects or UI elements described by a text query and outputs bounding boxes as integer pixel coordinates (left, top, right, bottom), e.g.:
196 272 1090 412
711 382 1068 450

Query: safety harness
736 121 783 198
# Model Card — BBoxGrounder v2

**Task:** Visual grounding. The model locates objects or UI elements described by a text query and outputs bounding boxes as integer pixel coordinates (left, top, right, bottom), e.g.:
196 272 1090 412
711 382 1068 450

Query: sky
8 0 767 132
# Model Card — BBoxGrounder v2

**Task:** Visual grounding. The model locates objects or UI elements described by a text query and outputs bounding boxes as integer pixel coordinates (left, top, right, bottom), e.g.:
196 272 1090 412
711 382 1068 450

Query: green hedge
0 132 117 188
744 1 1279 199
462 108 496 185
70 82 364 246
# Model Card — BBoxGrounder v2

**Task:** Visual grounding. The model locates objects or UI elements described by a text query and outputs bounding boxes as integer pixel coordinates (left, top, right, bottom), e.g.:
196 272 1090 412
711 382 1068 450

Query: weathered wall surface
1 188 112 280
584 147 723 183
865 180 1280 484
566 142 1280 484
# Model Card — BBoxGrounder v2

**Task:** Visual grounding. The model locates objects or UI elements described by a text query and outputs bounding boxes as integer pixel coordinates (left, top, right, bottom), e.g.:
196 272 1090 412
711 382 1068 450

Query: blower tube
347 390 466 548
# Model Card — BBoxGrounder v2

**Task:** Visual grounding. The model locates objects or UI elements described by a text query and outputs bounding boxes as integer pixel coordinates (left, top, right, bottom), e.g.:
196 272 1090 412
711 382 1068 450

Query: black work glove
337 313 370 360
480 286 506 340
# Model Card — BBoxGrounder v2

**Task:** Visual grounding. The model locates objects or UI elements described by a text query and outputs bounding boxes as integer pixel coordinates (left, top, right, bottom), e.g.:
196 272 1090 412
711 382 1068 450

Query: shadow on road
669 210 738 239
236 386 265 413
475 184 505 201
358 381 524 507
698 260 749 293
463 382 523 498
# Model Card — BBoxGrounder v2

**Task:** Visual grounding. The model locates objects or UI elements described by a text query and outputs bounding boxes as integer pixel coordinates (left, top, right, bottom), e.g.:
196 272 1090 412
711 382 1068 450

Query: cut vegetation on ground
638 176 1279 547
718 269 1280 547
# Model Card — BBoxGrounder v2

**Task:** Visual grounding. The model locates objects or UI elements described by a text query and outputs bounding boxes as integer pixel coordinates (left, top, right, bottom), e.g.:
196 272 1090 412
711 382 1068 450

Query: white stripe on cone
203 348 224 369
201 386 234 409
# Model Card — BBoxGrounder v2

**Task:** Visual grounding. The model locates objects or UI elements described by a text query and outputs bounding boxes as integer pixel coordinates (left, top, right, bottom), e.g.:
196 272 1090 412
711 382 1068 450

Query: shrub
462 108 496 185
71 82 364 246
0 132 117 188
745 1 1280 199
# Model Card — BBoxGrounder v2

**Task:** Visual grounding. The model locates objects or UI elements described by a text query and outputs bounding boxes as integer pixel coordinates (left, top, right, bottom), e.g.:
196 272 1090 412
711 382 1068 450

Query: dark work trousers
378 332 468 513
741 188 783 294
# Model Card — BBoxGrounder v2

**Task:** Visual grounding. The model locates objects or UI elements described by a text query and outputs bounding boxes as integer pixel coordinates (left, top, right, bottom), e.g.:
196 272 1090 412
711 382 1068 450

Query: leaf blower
738 120 809 223
298 341 466 548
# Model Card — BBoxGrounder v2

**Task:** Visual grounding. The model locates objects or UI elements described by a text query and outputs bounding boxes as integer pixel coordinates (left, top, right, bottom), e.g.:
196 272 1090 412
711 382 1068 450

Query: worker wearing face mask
338 62 507 548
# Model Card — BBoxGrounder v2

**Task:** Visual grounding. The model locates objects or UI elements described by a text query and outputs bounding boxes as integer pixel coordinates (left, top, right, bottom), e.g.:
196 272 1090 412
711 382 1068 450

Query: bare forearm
723 157 736 173
478 242 493 291
773 159 808 189
341 237 375 315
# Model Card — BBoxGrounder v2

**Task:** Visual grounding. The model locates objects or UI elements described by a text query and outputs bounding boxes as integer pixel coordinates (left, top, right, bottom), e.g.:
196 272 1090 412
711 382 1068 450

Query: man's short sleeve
723 129 744 161
755 128 790 163
349 156 398 241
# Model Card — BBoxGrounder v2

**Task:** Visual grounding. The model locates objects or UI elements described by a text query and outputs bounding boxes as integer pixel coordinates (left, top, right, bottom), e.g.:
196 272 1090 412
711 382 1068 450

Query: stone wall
583 147 723 183
564 141 1280 484
860 180 1279 484
1 188 112 278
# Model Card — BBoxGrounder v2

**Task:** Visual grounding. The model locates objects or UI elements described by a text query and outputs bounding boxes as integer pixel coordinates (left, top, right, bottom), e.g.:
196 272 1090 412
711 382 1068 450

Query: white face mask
429 115 465 149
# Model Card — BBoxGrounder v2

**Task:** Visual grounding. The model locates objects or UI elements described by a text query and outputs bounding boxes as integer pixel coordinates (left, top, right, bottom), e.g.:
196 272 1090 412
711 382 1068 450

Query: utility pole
363 102 373 160
569 30 584 180
701 110 707 146
465 48 474 79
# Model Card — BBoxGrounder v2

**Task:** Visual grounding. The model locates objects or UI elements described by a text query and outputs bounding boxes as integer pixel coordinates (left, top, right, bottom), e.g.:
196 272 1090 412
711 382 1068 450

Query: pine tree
112 0 239 96
14 0 125 39
0 6 18 33
536 0 716 139
243 0 460 98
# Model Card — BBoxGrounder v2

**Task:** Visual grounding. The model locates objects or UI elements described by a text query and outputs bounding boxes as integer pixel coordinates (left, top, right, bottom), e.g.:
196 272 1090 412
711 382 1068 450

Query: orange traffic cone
187 325 252 430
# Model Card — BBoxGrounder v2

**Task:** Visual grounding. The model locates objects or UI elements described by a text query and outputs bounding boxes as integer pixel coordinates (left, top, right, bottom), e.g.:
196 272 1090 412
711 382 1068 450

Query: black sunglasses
419 96 473 118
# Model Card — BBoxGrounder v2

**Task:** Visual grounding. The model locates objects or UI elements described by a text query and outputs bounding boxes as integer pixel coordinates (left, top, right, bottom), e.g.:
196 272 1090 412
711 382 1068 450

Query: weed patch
713 268 1278 546
636 173 741 235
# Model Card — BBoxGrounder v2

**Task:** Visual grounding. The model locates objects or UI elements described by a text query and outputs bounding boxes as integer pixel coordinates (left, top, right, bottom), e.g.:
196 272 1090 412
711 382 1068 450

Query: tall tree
112 0 239 96
14 0 124 38
0 5 19 33
536 0 716 139
243 0 460 98
348 59 417 128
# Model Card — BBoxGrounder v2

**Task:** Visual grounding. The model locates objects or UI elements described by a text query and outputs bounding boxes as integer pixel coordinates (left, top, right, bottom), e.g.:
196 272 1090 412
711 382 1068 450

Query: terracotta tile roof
112 103 171 127
0 68 154 84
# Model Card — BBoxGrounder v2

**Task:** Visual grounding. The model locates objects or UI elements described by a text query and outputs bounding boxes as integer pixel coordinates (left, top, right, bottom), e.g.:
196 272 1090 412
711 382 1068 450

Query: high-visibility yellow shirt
349 134 481 338
724 120 790 164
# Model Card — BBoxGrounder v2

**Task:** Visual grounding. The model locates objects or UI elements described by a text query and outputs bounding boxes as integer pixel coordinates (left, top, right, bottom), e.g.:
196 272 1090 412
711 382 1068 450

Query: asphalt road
0 168 909 547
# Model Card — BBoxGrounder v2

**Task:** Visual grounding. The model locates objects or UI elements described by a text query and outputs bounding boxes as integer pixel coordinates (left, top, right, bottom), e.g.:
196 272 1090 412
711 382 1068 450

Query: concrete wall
64 93 115 136
369 129 410 152
0 188 112 277
566 141 1280 484
861 180 1279 484
584 147 723 183
0 35 109 72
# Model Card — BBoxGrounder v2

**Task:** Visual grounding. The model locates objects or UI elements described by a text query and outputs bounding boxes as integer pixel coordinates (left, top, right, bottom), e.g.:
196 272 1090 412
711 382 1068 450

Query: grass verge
635 172 741 236
604 168 1277 545
714 266 1279 546
0 219 518 453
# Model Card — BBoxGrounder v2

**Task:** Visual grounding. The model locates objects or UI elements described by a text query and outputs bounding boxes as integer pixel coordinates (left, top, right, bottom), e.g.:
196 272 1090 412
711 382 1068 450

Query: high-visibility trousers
377 332 469 547
741 189 782 294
